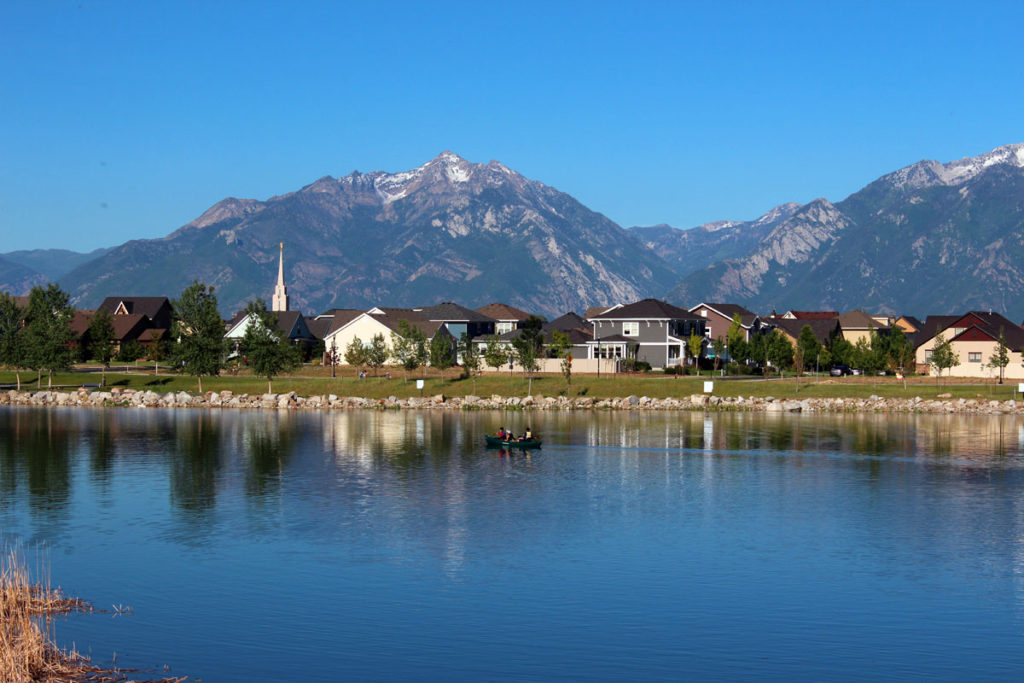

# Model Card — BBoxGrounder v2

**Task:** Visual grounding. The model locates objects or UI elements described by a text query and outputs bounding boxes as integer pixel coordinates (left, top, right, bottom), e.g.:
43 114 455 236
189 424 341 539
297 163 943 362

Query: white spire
272 242 289 312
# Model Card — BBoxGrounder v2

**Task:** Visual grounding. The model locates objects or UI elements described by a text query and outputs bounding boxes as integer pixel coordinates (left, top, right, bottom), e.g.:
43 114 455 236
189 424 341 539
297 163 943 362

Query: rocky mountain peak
883 143 1024 191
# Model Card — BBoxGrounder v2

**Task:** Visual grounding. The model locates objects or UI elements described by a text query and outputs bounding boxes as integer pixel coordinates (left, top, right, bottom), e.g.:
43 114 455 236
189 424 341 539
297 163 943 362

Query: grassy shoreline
2 366 1021 403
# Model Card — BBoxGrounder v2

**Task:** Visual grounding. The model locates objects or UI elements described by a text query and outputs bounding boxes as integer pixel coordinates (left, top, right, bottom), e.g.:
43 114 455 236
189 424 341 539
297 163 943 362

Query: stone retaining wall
2 388 1022 416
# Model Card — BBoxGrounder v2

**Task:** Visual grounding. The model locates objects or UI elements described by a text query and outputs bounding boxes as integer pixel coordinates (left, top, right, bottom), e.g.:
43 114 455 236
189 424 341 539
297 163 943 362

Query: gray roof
690 302 759 327
590 298 693 321
415 302 495 323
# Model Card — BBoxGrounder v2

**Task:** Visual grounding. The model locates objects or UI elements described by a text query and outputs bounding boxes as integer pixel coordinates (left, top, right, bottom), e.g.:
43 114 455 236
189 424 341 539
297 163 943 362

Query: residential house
782 310 840 320
95 296 173 352
838 310 889 346
767 318 841 370
914 311 1024 378
97 297 174 331
688 302 761 363
323 307 449 366
414 302 496 340
587 299 705 369
475 303 538 335
225 309 318 357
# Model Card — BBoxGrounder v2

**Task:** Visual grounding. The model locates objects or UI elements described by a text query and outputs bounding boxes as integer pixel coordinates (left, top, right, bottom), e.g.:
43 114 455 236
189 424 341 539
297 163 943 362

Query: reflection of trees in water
325 411 465 476
88 410 116 484
169 413 222 514
244 415 294 497
0 409 72 513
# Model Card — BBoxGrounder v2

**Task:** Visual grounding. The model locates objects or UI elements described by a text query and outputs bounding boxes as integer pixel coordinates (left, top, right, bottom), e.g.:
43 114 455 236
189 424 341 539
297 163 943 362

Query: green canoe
485 435 542 449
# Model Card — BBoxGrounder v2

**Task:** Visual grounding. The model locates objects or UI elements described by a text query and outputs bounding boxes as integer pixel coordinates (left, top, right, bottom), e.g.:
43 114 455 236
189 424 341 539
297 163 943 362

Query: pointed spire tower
272 242 290 312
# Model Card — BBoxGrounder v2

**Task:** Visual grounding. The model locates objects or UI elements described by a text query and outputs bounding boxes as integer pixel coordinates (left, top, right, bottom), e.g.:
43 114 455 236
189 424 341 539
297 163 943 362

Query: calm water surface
3 406 1024 681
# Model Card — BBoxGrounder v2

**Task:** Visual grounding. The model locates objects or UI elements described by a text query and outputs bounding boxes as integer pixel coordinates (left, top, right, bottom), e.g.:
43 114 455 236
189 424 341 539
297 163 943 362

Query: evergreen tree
238 299 301 394
170 281 226 393
766 330 794 375
23 283 75 388
797 325 822 373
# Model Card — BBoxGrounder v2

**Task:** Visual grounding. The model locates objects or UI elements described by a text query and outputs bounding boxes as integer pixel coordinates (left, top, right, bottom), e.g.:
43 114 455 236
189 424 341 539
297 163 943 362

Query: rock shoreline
2 388 1023 416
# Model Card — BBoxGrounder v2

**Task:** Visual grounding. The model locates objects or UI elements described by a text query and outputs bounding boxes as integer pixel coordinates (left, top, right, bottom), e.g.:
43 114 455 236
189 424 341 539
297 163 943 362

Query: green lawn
1 367 1021 402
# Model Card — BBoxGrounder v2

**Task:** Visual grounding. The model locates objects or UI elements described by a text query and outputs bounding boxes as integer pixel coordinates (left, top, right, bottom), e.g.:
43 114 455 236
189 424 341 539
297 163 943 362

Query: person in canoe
496 427 506 439
519 427 533 441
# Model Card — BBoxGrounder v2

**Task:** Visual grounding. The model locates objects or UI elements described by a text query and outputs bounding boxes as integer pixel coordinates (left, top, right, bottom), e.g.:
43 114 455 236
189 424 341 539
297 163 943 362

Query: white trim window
623 322 639 336
496 322 514 334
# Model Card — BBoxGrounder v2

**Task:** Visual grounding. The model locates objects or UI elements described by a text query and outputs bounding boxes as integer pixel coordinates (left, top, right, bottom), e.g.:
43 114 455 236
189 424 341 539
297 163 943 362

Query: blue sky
2 1 1023 252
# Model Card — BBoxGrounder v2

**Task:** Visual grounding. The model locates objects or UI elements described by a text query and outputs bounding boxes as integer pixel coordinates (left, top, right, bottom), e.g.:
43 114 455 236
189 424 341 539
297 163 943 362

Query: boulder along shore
2 387 1023 415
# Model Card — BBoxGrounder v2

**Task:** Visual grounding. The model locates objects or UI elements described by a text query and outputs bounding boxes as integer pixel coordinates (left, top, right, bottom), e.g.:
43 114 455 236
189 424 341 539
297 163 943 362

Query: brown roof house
838 310 889 346
475 303 538 335
688 302 762 363
914 311 1024 379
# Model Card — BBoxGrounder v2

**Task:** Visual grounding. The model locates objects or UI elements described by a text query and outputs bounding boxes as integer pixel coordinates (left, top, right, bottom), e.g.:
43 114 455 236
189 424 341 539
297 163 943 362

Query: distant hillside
59 152 678 316
662 144 1024 320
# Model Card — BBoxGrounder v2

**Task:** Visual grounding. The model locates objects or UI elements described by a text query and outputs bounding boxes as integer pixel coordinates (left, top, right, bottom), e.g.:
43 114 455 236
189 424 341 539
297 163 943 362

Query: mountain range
4 145 1024 320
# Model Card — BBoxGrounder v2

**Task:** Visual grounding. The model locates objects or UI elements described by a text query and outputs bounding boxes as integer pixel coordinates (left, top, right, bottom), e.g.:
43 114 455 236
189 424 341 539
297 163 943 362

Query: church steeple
272 242 289 312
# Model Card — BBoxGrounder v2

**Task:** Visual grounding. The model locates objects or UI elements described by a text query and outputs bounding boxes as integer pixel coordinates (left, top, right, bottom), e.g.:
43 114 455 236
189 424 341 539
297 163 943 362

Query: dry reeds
0 547 185 683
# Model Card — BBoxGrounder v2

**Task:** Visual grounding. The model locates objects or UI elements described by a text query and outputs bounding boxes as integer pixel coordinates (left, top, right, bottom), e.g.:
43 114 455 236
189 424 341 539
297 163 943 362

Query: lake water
3 406 1024 681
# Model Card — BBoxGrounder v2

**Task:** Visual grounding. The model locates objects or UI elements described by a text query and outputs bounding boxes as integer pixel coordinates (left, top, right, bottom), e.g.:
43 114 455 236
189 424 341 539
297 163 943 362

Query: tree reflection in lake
0 408 73 514
243 412 294 498
169 412 222 515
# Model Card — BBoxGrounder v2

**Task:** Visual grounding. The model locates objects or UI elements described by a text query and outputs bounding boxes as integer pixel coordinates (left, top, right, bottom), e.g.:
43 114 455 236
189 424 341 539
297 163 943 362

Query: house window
623 322 639 336
925 350 933 362
968 352 981 363
496 322 514 334
705 325 712 339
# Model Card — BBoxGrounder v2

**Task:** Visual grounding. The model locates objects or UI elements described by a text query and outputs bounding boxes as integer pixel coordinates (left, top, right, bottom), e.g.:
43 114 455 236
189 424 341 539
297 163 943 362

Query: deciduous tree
986 328 1010 385
0 293 25 390
238 299 301 393
86 308 115 386
929 333 959 382
429 332 454 382
170 281 226 393
365 333 389 378
23 283 75 388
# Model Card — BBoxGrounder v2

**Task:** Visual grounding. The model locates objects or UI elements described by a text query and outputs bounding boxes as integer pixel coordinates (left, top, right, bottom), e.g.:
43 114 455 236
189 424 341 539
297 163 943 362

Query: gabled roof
325 309 366 336
584 304 622 319
111 313 149 341
895 315 923 332
590 298 693 321
415 302 494 323
475 302 536 322
326 307 444 340
838 309 888 330
544 312 587 333
946 312 1024 350
689 302 759 327
69 310 94 336
226 310 313 340
769 318 840 345
915 315 960 347
97 297 170 320
306 317 333 340
784 310 839 320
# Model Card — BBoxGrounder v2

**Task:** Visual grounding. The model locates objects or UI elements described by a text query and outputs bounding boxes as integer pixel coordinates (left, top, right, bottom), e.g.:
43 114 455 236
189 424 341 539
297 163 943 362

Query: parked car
830 365 850 376
850 368 863 376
